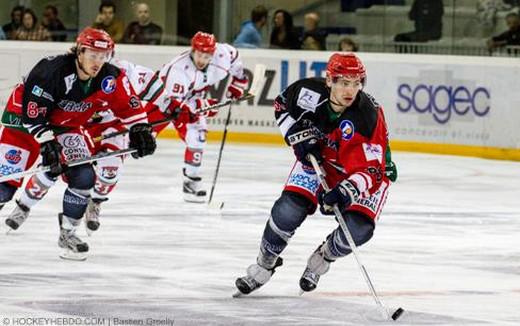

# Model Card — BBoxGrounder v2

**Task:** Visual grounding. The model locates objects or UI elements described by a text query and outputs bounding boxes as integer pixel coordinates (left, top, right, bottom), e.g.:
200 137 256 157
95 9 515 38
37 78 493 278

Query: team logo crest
339 120 355 140
5 149 22 164
101 76 116 94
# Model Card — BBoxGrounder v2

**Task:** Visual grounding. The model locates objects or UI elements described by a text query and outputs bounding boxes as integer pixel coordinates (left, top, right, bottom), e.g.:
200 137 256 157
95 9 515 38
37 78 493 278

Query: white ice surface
1 139 519 325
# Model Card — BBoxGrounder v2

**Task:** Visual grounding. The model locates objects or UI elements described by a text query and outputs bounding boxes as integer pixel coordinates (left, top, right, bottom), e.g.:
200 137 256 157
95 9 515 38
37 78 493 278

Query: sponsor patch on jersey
301 164 316 175
31 85 43 97
297 87 321 112
5 149 22 165
339 120 355 140
363 143 383 164
0 145 29 180
102 76 116 94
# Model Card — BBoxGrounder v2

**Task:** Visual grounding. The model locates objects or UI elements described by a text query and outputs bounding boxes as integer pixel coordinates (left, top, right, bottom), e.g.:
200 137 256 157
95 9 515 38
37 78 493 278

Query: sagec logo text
397 83 491 124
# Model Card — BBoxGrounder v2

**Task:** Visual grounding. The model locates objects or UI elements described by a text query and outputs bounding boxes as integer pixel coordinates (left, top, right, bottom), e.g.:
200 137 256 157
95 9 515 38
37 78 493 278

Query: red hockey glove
226 76 248 99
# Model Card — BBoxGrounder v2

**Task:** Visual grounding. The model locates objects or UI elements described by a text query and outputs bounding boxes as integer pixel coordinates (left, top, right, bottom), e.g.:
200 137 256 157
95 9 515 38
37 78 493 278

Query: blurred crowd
1 0 520 54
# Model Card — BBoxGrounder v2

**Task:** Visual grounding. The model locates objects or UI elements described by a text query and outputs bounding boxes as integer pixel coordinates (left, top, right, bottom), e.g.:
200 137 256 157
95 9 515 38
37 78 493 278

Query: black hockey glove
285 124 322 166
318 180 359 215
40 140 64 177
129 123 156 159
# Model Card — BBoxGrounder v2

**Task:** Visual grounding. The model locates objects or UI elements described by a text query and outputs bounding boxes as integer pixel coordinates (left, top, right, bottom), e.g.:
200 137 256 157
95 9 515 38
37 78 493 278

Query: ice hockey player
147 31 249 203
0 27 156 260
3 58 167 236
235 53 394 295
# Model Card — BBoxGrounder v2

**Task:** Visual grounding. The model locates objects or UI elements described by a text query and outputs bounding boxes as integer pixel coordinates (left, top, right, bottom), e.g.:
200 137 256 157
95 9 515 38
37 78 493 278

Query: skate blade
298 289 305 296
59 249 88 261
207 201 224 210
183 194 207 203
232 291 245 298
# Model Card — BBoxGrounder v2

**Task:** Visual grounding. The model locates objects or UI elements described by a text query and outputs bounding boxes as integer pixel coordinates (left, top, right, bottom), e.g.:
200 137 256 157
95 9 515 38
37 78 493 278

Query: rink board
1 41 519 160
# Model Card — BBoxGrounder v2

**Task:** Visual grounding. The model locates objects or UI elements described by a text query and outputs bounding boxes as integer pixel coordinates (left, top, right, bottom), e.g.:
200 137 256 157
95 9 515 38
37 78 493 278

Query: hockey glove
40 140 64 177
129 123 156 158
318 180 359 215
385 160 398 182
285 124 322 166
385 145 397 182
196 98 219 117
226 76 248 99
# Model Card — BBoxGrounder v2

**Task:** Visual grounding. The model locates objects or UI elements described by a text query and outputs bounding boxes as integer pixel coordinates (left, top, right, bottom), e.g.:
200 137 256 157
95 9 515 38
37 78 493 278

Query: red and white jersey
111 58 165 105
158 43 245 110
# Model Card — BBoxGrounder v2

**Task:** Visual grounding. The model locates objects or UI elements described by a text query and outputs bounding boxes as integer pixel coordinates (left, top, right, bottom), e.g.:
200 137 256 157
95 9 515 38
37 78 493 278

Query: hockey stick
94 63 266 143
307 154 404 321
0 148 137 183
206 64 267 208
93 93 256 143
207 102 232 207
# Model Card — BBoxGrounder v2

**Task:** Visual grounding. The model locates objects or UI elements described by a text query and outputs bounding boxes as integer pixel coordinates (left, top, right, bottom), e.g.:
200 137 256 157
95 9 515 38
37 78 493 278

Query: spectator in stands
270 9 300 49
233 5 268 48
487 12 520 49
123 2 162 45
394 0 444 43
0 27 6 40
14 9 51 41
338 37 359 52
3 5 24 40
42 5 66 41
301 12 327 50
92 1 124 42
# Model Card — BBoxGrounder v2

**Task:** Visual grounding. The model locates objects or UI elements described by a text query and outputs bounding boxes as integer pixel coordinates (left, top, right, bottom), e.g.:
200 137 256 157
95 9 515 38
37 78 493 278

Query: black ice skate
58 213 89 261
5 200 30 232
182 168 206 203
299 245 334 293
234 257 283 297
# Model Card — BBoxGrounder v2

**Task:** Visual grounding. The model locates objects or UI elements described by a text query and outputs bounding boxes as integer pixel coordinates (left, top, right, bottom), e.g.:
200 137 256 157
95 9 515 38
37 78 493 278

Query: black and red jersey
3 53 147 137
275 77 389 196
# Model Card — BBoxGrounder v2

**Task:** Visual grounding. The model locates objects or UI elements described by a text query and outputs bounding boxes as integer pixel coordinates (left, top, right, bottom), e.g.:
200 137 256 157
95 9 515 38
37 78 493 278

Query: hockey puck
391 307 404 320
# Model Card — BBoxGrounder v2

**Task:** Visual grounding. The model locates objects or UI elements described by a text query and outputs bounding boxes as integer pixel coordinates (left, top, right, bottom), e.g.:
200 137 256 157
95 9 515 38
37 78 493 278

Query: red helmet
191 31 216 54
76 27 115 53
326 53 366 83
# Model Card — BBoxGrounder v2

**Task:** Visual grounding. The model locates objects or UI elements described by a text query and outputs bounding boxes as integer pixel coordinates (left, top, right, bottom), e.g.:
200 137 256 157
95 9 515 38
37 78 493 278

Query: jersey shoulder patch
296 87 322 112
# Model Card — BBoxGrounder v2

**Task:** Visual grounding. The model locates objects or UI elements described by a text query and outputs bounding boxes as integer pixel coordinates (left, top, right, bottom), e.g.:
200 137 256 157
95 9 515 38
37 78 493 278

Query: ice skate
5 200 30 232
58 213 89 261
85 198 106 236
234 257 283 297
299 244 334 294
183 168 206 203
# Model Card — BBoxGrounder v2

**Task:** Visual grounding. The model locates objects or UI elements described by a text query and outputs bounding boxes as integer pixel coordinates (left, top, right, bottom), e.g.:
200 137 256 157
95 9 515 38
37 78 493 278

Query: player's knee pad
325 211 375 259
65 164 96 190
94 156 122 197
261 192 312 256
63 187 91 220
20 172 56 207
0 182 17 204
